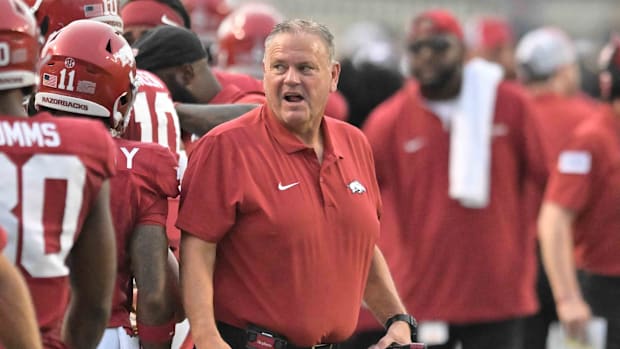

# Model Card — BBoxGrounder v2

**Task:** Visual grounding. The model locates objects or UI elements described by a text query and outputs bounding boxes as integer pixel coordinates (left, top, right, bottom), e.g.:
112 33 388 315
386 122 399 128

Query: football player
0 1 117 348
34 20 180 349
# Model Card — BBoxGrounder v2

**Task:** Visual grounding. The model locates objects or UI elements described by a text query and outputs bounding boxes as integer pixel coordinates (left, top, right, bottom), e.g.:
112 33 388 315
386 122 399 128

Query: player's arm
175 103 257 136
363 246 411 348
63 180 116 349
0 254 42 349
180 234 230 349
131 224 177 349
538 201 591 339
167 248 184 321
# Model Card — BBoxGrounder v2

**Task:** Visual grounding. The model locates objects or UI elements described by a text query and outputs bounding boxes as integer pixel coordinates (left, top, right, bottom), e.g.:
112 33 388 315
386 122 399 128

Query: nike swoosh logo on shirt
403 137 425 153
278 182 300 191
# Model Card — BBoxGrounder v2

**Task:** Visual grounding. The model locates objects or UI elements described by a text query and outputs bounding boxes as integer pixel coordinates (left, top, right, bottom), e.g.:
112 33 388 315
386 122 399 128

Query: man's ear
330 61 341 93
179 63 195 85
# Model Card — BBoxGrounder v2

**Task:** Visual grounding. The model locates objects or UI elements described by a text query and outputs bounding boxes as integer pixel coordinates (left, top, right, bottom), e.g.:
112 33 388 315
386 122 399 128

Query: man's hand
369 321 411 349
556 297 592 342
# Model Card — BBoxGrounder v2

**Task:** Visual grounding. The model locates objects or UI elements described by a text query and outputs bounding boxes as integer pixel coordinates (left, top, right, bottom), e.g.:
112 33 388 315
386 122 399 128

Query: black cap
133 25 207 71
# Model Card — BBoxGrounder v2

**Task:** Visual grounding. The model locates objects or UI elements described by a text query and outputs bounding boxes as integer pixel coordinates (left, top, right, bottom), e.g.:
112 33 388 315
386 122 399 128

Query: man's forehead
266 33 328 56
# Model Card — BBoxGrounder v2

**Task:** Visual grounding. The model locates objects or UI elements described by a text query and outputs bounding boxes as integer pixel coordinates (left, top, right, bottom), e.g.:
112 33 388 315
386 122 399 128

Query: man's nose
284 67 301 84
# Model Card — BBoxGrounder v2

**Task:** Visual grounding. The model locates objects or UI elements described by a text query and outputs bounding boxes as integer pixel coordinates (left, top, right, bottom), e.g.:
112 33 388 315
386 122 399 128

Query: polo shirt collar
262 106 344 159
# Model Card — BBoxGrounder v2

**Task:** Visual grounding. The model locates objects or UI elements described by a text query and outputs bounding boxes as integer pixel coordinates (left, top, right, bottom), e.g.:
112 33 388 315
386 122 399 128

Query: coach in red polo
177 19 414 349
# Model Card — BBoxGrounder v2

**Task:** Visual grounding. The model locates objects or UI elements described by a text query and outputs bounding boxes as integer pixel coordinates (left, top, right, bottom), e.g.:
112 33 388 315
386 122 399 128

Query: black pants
216 322 341 349
523 250 558 349
339 330 384 349
579 271 620 349
341 318 523 349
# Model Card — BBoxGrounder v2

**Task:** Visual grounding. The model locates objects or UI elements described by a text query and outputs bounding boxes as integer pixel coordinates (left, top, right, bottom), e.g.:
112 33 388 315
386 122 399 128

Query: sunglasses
408 37 452 54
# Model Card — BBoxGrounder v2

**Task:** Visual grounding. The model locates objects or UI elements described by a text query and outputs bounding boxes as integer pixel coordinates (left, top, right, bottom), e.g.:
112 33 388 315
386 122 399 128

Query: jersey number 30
0 153 86 278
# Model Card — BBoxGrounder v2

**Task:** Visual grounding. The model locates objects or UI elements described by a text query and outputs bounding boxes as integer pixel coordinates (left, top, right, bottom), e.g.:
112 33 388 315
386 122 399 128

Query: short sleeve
135 145 180 226
176 133 243 242
544 131 600 213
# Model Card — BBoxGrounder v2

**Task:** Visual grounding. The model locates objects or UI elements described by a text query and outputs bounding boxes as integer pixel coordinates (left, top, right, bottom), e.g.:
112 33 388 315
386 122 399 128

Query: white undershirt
424 97 460 129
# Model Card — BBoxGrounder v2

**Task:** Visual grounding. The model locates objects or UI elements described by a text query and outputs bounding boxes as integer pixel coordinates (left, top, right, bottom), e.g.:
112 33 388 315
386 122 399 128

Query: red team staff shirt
0 113 116 349
362 79 547 323
533 93 596 167
176 105 381 346
108 139 179 331
545 106 620 276
0 226 6 250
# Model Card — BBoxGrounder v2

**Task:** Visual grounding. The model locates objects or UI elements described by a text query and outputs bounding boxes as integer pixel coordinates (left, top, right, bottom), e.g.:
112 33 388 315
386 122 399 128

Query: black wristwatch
384 314 418 341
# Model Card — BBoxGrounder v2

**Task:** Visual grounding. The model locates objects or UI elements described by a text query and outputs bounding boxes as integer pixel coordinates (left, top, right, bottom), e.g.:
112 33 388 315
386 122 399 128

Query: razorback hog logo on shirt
348 180 366 194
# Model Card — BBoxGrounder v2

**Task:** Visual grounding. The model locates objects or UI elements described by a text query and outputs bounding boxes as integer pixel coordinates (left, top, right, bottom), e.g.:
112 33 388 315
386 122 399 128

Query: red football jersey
0 113 116 349
108 138 179 331
123 69 182 158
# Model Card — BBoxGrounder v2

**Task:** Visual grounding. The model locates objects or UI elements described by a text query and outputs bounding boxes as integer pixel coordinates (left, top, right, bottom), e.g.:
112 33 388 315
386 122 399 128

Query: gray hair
264 18 336 63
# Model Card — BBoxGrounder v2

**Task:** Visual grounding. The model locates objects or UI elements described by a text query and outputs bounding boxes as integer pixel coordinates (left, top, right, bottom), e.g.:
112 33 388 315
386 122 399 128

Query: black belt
216 322 336 349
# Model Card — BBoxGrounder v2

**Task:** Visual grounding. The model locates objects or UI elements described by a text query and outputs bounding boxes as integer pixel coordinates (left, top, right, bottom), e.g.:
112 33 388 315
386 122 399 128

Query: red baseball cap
409 9 464 41
466 16 514 50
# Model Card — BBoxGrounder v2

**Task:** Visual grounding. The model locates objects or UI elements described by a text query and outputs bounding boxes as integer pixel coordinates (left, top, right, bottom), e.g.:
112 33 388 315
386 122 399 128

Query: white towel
449 58 504 208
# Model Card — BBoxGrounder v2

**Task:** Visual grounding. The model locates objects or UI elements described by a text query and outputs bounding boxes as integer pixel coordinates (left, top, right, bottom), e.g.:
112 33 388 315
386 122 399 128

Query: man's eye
273 64 286 72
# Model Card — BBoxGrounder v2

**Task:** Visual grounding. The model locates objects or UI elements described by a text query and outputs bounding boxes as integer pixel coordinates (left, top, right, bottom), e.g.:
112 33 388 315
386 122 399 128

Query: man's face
123 24 152 45
262 32 340 134
407 22 464 89
161 73 198 104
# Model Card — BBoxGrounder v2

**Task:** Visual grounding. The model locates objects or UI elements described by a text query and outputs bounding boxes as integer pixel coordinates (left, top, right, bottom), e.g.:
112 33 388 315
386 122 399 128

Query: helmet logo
64 57 75 69
0 42 9 67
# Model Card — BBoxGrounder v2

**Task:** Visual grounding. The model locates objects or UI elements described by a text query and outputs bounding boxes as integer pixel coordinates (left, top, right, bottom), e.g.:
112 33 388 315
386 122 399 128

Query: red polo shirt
177 105 381 346
521 93 596 258
533 93 596 168
544 106 620 276
0 226 6 251
362 79 547 323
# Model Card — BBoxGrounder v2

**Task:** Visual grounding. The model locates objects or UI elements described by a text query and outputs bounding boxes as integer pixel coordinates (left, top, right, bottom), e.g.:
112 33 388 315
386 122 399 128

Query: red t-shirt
544 106 620 275
108 139 179 331
0 113 116 349
176 105 381 346
123 69 182 158
362 79 547 323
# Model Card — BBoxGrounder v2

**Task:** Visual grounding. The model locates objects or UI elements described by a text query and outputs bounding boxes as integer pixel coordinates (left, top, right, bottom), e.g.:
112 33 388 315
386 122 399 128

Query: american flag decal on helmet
42 73 57 88
84 4 103 17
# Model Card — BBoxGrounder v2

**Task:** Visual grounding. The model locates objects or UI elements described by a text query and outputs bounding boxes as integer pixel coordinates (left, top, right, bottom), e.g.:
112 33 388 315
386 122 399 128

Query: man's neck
293 121 324 163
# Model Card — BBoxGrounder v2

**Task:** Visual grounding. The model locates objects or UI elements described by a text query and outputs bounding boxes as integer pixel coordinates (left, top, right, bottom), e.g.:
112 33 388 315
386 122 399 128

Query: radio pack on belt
245 325 288 349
